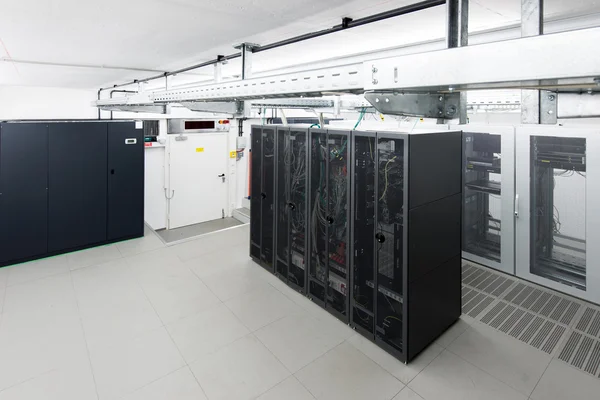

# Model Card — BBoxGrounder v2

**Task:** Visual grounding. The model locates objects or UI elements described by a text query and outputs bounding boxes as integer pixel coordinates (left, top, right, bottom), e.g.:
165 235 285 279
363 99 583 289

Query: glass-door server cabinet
462 126 515 275
307 128 351 322
516 126 600 304
250 125 276 271
351 130 462 362
275 126 309 293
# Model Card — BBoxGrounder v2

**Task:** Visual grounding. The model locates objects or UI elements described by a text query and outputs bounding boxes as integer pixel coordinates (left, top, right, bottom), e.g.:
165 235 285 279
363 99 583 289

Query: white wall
0 86 97 119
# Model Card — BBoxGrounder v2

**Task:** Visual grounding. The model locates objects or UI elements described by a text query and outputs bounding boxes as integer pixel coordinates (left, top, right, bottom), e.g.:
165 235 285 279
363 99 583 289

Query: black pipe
99 0 445 91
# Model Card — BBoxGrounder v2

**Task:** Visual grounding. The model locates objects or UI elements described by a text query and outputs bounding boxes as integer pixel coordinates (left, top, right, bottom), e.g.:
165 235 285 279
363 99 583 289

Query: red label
145 143 153 147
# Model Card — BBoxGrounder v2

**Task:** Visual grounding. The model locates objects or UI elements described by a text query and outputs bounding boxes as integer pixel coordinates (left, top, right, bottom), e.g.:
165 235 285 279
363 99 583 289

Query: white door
461 126 515 275
515 125 600 304
168 133 228 229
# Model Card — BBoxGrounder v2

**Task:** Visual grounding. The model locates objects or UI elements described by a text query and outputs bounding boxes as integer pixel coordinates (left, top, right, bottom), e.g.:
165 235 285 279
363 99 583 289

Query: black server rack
250 125 276 271
307 128 351 323
350 130 462 363
0 120 144 268
274 126 309 292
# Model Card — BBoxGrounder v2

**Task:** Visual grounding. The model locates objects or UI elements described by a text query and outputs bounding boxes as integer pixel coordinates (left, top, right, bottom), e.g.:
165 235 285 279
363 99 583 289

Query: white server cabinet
515 126 600 304
461 126 515 275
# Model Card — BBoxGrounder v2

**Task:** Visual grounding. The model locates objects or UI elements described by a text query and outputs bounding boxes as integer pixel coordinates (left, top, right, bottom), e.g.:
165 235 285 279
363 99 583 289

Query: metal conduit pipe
98 0 446 92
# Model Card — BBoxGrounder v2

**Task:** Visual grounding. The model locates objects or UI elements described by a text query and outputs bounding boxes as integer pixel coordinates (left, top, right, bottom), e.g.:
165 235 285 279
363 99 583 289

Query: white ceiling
1 0 599 90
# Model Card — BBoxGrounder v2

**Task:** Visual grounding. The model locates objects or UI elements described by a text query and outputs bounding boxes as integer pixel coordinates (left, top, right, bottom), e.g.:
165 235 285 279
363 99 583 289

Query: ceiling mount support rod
521 0 556 124
447 0 469 124
235 43 258 80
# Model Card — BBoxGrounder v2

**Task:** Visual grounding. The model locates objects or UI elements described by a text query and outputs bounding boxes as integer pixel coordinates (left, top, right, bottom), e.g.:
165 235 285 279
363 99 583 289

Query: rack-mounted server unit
274 126 310 292
307 128 352 322
351 130 463 363
250 125 276 271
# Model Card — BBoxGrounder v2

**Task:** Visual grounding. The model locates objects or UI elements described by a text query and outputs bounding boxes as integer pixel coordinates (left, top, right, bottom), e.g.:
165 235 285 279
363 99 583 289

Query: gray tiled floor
0 225 599 399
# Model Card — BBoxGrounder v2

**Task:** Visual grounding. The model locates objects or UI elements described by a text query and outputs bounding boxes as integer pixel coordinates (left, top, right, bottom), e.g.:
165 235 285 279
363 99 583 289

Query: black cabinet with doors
274 126 309 293
0 123 49 264
350 129 462 362
307 128 351 323
250 125 276 271
0 120 144 268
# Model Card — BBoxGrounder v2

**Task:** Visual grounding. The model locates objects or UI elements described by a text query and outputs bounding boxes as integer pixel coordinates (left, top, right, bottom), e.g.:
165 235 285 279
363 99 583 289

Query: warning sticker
230 151 237 158
196 148 205 153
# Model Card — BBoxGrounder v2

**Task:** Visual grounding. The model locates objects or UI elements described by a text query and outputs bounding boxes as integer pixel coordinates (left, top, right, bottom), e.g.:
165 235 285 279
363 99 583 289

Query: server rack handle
375 233 386 243
326 216 334 224
288 202 296 210
514 194 519 218
261 192 267 199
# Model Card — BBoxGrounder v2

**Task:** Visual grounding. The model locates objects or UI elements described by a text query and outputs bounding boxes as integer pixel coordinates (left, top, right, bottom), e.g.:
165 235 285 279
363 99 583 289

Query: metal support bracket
447 0 469 124
364 91 461 118
540 90 558 124
234 43 259 79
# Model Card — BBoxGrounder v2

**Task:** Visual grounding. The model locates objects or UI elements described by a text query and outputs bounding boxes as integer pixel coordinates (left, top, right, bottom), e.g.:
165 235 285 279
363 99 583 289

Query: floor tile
392 387 424 400
170 227 249 262
255 312 349 373
0 362 97 400
201 267 273 302
186 244 252 279
434 317 471 348
5 254 69 287
72 259 148 317
225 285 305 331
80 294 163 352
0 309 90 392
122 367 207 400
256 376 315 400
408 350 527 400
125 247 182 273
295 342 404 400
0 268 7 289
448 322 552 396
167 303 250 364
116 231 165 258
131 256 196 290
67 243 122 271
348 333 443 384
190 334 289 400
89 327 185 400
2 273 78 318
143 275 221 324
530 359 600 400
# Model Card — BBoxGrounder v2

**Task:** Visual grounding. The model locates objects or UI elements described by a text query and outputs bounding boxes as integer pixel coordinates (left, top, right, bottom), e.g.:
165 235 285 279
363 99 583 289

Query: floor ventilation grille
462 260 600 379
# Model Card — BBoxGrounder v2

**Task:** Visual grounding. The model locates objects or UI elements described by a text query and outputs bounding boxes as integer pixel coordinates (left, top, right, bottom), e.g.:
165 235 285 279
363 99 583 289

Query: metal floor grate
462 260 600 379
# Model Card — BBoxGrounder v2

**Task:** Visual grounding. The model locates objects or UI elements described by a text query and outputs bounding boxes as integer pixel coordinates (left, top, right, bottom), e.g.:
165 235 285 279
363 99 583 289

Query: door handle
326 216 334 225
261 192 267 199
375 233 386 243
288 202 296 210
218 173 226 182
514 194 519 218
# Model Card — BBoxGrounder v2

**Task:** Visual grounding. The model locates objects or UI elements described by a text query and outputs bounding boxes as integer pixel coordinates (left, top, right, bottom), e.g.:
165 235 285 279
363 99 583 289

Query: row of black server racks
250 125 462 363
